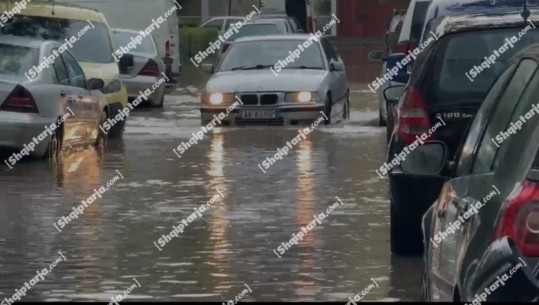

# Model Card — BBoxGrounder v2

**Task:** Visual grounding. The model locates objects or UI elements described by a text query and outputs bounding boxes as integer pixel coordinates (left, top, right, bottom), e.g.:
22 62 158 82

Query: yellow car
0 1 130 138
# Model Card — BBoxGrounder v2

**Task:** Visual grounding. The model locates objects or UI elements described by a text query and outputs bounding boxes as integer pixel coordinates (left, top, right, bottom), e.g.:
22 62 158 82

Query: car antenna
522 0 530 23
51 0 56 15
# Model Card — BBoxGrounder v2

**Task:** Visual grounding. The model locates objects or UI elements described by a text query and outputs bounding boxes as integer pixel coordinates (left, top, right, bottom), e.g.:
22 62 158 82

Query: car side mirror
383 85 405 104
202 63 214 73
330 62 344 72
401 141 448 175
87 78 105 90
118 53 134 73
368 50 384 62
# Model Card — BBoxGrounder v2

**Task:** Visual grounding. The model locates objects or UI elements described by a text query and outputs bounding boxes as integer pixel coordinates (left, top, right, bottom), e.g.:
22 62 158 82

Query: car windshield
0 15 114 63
0 43 38 77
429 27 539 105
228 24 281 41
218 39 325 71
113 31 156 55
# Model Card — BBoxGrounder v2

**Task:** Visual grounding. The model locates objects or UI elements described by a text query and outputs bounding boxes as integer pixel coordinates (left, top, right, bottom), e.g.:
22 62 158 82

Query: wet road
0 60 423 302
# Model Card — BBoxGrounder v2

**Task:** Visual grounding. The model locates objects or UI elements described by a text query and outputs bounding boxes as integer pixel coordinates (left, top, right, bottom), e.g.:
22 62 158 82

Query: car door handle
60 91 67 97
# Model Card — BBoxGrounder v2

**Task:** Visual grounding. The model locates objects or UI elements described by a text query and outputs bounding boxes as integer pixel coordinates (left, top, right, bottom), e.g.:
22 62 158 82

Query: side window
321 39 338 62
61 52 87 89
455 63 517 176
204 19 223 30
52 50 69 85
471 59 538 174
493 68 539 169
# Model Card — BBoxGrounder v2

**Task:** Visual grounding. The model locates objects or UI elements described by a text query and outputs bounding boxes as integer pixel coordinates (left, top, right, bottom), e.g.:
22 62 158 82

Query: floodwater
0 48 423 302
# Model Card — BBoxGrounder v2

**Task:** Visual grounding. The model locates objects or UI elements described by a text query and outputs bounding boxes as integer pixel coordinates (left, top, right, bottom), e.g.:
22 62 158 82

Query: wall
337 0 408 38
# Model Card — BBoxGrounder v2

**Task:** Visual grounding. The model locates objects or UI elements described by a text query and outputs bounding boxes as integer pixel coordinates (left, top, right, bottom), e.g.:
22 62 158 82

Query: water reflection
294 138 317 298
205 131 231 294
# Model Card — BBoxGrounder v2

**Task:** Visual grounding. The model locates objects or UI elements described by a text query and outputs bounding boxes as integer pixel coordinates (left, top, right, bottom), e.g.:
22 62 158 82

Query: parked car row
0 0 177 160
371 0 539 302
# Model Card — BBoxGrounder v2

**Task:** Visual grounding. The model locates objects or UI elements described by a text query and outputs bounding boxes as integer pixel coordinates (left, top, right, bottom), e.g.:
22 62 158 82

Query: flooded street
0 55 423 302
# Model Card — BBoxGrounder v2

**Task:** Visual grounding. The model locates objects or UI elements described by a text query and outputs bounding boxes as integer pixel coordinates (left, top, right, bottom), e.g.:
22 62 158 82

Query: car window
52 51 69 85
429 28 539 107
224 19 242 30
455 63 516 176
61 51 87 89
113 31 156 55
471 59 538 174
1 16 114 64
203 19 223 30
493 65 539 169
0 43 38 77
321 39 338 62
410 1 430 43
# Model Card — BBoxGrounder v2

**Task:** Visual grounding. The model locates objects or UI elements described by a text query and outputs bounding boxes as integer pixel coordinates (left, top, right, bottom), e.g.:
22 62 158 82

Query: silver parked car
201 35 350 126
112 29 166 108
0 36 108 160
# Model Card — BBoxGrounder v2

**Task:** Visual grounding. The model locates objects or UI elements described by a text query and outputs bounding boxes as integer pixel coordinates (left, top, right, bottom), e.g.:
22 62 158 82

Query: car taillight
394 41 410 54
307 16 313 33
397 87 431 145
494 180 539 257
165 40 171 57
0 85 38 113
139 59 160 77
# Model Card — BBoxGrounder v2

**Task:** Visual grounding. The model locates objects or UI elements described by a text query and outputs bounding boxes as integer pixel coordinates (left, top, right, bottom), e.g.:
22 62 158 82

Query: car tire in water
155 95 165 108
48 123 63 161
342 92 350 120
379 109 386 126
108 119 125 139
390 199 423 256
95 110 108 153
324 95 332 125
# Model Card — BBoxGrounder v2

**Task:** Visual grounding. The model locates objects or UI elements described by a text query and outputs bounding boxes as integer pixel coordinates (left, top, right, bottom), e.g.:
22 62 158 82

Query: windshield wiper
230 64 273 71
296 66 323 70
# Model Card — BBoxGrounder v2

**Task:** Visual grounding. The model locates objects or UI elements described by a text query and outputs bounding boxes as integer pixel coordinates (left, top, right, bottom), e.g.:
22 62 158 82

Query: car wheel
342 93 350 120
422 268 431 301
390 199 423 256
324 95 332 125
95 110 108 153
48 125 62 160
108 119 125 139
379 109 386 126
155 95 165 108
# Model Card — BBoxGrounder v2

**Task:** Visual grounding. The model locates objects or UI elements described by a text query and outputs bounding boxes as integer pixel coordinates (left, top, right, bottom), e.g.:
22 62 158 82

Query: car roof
208 16 244 20
0 35 52 48
425 0 539 23
429 10 539 38
234 34 323 43
253 14 290 18
251 18 288 23
0 2 106 22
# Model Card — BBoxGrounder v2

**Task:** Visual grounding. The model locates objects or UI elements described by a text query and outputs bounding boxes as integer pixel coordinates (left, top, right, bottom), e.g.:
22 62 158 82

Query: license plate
240 110 277 119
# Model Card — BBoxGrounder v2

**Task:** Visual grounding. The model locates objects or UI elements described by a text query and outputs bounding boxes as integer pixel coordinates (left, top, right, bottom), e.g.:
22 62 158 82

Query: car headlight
203 92 235 105
285 92 317 103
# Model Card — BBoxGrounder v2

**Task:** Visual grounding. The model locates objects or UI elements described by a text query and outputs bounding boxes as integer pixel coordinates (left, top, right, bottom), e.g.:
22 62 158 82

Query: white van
59 0 181 75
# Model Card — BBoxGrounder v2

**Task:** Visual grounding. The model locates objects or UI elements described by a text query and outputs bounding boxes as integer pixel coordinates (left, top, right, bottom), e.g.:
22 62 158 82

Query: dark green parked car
403 44 539 302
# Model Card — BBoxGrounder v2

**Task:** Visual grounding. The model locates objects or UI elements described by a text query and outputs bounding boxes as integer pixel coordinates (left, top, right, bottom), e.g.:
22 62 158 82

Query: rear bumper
122 75 166 106
0 112 56 160
465 237 539 302
200 104 325 126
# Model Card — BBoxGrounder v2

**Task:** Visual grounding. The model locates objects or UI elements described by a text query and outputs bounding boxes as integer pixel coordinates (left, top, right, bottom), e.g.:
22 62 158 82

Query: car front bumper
200 104 325 126
0 112 57 160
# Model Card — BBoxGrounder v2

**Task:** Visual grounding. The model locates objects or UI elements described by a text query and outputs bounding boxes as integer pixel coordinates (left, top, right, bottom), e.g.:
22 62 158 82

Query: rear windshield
410 1 430 42
0 15 114 64
0 44 38 77
228 24 281 41
113 31 156 55
426 28 539 106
